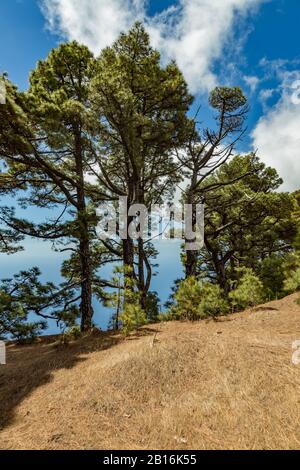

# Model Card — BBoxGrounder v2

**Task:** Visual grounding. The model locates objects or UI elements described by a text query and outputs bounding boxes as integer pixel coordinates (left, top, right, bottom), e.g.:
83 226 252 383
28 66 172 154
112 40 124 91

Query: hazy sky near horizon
1 0 300 331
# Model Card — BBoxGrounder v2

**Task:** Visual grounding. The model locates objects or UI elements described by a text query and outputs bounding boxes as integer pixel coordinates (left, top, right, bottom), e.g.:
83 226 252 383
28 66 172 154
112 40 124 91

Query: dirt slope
1 293 300 450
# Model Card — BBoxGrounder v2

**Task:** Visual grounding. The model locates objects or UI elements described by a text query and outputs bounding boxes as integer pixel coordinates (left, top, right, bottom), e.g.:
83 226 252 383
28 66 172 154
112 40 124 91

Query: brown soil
1 293 300 450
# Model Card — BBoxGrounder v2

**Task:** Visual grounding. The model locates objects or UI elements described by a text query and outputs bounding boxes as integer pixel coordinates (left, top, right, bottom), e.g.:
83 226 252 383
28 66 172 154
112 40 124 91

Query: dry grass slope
1 293 300 450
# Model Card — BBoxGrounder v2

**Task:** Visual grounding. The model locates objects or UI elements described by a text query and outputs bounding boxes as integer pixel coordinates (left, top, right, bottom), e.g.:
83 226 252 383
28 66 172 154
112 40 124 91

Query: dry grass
1 293 300 450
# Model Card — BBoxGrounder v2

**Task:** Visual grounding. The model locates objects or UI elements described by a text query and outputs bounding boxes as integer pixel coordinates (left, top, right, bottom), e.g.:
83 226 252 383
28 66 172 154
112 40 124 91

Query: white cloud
41 0 264 94
252 72 300 191
41 0 145 52
259 88 275 102
244 75 260 92
149 0 264 93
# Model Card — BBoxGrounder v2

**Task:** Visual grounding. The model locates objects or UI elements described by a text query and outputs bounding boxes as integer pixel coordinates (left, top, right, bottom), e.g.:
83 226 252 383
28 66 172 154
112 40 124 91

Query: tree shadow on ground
0 326 157 431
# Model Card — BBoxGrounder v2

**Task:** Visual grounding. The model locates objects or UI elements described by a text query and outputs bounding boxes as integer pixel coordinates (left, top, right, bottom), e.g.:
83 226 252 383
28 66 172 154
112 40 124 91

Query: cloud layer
41 0 263 94
41 1 300 191
252 71 300 191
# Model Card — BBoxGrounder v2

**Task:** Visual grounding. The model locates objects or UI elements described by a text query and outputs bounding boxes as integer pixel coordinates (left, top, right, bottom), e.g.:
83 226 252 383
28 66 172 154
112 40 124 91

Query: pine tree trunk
205 235 229 294
136 185 151 310
138 237 148 310
123 237 134 272
79 232 94 331
185 185 199 278
217 262 229 295
74 128 94 331
186 250 198 278
122 192 135 275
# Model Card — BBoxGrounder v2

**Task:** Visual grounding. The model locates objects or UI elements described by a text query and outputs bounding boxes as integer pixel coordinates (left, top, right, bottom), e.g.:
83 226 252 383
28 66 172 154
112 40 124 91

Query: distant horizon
0 238 184 333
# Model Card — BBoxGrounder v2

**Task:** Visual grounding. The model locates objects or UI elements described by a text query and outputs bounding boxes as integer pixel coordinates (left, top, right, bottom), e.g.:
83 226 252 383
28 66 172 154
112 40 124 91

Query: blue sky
1 1 300 165
1 0 300 331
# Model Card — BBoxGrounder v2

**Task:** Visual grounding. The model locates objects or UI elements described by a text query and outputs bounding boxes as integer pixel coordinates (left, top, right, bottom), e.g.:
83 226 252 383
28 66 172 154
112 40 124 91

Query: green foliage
120 303 147 337
92 22 192 158
196 154 295 293
0 41 108 331
209 86 247 113
200 283 230 318
90 22 193 211
280 252 300 295
0 76 33 157
107 266 147 335
0 78 28 256
259 255 287 299
145 291 160 322
63 325 82 342
28 41 96 138
170 277 202 321
229 268 265 311
169 277 229 321
1 28 300 339
294 229 300 252
283 252 300 274
291 190 300 248
0 290 46 343
0 268 79 341
281 197 300 293
283 269 300 294
0 207 24 256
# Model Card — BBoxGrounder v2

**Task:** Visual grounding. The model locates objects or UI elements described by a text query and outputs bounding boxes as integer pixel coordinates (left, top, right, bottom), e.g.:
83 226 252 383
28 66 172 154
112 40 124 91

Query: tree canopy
0 24 299 340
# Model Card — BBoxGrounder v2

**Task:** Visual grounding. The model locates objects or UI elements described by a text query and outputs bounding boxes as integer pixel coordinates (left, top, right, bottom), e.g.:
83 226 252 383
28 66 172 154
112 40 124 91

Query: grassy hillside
1 293 300 450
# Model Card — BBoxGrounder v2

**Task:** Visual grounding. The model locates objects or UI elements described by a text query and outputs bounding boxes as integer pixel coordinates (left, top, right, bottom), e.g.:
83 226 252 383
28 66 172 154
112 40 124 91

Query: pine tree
177 87 249 277
0 43 110 331
229 267 265 310
0 76 28 254
196 155 296 294
90 23 193 307
168 276 228 321
0 268 79 341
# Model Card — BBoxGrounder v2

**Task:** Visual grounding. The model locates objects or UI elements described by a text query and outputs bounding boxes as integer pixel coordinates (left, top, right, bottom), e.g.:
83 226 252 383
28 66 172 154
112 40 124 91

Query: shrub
169 277 202 321
283 268 300 294
65 325 82 339
145 291 160 322
259 254 287 299
229 268 265 310
120 303 147 336
200 283 229 318
168 277 228 321
108 265 149 334
7 321 44 345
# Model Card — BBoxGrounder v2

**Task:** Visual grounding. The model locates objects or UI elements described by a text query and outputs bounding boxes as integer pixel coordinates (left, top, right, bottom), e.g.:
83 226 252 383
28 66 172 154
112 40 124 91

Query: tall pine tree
90 23 193 308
